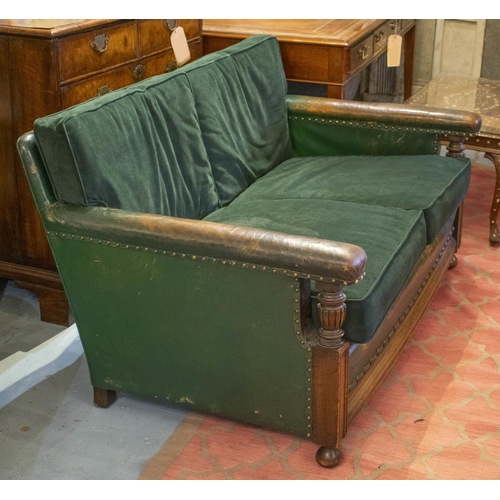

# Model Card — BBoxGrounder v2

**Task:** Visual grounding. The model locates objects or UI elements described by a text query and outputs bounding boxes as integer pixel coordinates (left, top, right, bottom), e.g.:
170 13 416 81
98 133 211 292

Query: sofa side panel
288 116 440 157
48 234 311 437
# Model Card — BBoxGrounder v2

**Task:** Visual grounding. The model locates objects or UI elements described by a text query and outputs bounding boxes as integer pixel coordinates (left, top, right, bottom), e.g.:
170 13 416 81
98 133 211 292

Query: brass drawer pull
164 20 178 32
389 20 400 31
132 64 146 81
90 33 110 53
95 84 112 97
374 30 385 43
165 60 178 73
357 46 369 60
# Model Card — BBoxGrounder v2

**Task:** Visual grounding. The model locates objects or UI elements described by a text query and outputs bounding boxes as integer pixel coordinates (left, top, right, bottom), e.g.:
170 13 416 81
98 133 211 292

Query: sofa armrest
287 95 482 135
41 203 367 285
287 95 482 157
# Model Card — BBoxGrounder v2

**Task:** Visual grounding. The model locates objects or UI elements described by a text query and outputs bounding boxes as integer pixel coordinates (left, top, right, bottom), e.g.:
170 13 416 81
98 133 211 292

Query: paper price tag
171 26 191 67
387 34 402 67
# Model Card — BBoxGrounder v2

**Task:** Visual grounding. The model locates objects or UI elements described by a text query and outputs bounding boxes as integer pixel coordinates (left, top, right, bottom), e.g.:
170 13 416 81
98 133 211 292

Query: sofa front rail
41 203 367 285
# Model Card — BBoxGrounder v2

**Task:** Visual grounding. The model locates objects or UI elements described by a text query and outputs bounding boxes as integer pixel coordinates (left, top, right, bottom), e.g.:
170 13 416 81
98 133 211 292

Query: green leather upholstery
232 155 471 244
33 72 219 219
204 199 427 343
49 233 310 436
289 118 440 157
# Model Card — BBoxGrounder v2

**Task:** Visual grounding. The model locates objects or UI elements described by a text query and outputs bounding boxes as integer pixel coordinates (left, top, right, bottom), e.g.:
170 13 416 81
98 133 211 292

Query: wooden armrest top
287 95 482 136
42 204 367 285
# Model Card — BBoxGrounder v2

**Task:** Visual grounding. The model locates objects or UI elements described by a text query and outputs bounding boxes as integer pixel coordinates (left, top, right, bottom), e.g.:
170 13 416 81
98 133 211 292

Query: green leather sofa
17 35 481 467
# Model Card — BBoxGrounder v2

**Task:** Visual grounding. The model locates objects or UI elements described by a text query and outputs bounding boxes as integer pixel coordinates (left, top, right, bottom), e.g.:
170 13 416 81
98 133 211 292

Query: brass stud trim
46 232 365 284
348 234 453 391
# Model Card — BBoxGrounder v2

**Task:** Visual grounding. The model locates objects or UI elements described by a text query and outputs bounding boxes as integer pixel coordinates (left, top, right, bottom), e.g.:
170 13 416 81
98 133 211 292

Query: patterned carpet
140 164 500 480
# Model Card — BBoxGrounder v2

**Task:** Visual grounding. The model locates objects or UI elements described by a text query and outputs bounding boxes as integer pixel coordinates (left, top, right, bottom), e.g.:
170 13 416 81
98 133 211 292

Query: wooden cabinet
0 19 203 325
203 20 415 100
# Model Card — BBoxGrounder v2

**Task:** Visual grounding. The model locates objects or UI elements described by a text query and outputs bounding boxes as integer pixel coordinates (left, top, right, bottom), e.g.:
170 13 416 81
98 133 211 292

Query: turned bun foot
316 446 343 468
449 255 458 269
93 387 117 408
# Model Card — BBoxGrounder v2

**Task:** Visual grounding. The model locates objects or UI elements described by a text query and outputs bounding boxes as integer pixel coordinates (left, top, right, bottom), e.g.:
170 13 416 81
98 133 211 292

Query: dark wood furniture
0 19 203 325
407 74 500 246
202 19 415 100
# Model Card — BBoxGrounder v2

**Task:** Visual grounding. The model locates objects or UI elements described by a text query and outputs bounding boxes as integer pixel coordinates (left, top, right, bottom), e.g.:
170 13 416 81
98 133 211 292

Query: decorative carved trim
316 283 346 348
446 135 466 158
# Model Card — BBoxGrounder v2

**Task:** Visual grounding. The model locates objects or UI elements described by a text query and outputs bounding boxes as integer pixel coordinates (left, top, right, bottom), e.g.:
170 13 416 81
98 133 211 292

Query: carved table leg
312 282 349 468
94 387 117 408
484 152 500 246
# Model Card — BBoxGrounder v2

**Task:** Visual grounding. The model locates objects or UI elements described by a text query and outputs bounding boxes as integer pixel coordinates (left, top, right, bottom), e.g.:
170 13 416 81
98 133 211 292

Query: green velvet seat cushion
234 155 470 244
33 72 219 219
179 35 293 206
204 198 427 344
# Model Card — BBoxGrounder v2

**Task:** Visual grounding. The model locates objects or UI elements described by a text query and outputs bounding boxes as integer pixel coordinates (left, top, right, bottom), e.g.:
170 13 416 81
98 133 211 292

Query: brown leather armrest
287 95 482 136
42 203 367 284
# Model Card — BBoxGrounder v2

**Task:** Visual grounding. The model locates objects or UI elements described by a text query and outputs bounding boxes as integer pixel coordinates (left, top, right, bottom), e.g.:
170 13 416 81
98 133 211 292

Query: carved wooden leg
485 152 500 246
94 387 117 408
312 282 349 468
316 446 343 468
449 255 458 269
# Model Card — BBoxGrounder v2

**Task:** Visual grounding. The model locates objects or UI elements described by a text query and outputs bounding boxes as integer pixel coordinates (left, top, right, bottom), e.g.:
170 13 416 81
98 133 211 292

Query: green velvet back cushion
33 73 219 219
182 35 293 205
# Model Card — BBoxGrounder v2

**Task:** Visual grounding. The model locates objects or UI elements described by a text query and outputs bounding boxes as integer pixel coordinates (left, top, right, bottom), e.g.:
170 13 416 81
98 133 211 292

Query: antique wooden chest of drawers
0 19 203 325
203 19 415 100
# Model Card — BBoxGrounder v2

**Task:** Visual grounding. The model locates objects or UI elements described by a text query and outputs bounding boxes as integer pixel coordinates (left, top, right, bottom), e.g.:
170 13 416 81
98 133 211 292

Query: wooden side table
202 19 416 101
0 19 203 325
407 75 500 246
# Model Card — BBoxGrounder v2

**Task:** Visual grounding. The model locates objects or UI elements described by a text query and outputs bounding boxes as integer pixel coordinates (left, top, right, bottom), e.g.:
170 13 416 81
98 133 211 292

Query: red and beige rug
140 164 500 480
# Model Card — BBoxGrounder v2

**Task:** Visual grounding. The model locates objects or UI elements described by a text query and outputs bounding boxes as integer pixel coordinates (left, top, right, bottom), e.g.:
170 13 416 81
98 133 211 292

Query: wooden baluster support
312 282 349 468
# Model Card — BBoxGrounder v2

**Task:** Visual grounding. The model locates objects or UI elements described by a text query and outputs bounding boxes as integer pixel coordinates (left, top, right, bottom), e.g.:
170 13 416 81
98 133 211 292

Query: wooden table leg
485 152 500 246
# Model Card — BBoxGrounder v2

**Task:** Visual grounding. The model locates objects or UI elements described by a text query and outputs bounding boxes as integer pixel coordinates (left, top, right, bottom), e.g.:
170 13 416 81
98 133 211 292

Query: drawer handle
357 46 369 60
95 84 112 97
374 30 385 43
164 19 178 32
390 20 400 31
90 33 109 53
132 64 146 81
165 60 178 73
